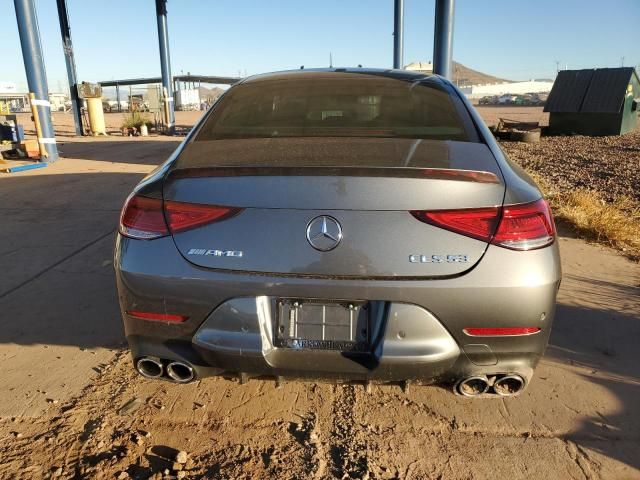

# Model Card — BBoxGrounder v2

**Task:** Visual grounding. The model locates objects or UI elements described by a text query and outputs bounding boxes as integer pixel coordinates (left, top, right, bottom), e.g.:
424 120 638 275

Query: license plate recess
275 299 369 352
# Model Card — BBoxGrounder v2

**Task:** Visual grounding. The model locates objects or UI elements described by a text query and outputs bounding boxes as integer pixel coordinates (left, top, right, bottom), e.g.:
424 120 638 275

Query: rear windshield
194 73 478 142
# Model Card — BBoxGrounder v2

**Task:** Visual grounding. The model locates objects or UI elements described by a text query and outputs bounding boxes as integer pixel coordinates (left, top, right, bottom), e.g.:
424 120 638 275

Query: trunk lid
164 137 505 279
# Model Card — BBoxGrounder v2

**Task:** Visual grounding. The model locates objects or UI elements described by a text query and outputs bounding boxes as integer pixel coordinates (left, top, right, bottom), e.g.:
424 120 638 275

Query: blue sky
1 0 638 92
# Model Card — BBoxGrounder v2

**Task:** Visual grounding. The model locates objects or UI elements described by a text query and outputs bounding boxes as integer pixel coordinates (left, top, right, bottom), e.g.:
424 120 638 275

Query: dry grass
527 171 640 259
556 191 640 255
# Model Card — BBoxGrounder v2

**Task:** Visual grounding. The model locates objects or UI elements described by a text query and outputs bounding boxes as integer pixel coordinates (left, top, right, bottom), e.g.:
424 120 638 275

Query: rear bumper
115 234 561 385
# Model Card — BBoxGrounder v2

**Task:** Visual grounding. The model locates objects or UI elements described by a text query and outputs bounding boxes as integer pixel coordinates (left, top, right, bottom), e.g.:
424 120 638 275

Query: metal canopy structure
98 75 240 88
155 0 174 134
392 0 404 69
13 0 59 161
56 0 82 136
13 0 456 141
433 0 455 80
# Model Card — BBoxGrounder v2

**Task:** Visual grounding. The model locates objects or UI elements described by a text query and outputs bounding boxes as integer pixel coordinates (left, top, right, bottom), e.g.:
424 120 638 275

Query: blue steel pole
14 0 58 161
433 0 455 80
393 0 404 69
56 0 83 136
156 0 175 135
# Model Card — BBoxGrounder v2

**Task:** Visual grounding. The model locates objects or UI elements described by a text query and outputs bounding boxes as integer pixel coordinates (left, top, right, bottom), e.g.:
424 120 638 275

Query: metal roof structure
98 74 240 88
545 67 638 114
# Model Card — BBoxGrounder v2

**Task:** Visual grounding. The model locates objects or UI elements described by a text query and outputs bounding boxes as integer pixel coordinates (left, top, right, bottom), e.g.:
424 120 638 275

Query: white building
175 88 200 111
1 82 70 112
404 61 434 73
49 93 68 111
459 80 554 99
403 62 554 100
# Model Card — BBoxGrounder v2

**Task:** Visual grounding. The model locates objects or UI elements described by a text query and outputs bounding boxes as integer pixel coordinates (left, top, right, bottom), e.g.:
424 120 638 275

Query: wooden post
28 92 47 158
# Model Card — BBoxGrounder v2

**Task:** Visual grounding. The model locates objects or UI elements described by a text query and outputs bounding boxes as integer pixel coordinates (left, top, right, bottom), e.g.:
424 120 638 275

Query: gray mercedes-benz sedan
115 68 560 397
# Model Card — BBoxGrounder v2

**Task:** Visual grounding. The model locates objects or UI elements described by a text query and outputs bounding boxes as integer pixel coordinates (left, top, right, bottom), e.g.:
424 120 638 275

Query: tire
510 130 541 143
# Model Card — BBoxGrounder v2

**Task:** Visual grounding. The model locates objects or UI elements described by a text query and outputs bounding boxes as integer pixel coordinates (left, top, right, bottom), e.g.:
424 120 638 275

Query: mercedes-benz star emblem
306 216 343 252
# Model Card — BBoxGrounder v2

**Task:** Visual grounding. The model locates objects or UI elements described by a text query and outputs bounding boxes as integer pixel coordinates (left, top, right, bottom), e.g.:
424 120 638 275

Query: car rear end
114 69 561 396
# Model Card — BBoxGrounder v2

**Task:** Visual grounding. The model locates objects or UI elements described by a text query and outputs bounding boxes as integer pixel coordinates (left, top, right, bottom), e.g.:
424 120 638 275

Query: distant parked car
514 95 533 106
479 95 498 105
498 94 518 105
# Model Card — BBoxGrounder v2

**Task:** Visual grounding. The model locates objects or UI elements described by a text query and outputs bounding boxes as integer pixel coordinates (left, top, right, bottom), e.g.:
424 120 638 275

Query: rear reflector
126 310 189 323
463 327 541 336
120 195 168 240
164 201 241 233
411 199 555 251
119 194 242 239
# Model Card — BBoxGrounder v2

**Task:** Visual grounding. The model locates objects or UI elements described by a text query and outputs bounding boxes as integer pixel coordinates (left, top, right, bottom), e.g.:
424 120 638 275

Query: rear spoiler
168 166 500 184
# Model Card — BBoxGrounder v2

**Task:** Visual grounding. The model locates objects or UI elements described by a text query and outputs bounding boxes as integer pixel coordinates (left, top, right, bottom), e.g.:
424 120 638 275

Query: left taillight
164 201 241 233
119 194 168 239
119 194 242 240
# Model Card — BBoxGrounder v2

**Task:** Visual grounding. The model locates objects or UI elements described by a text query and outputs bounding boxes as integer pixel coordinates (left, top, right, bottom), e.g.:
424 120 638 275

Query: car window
195 74 478 142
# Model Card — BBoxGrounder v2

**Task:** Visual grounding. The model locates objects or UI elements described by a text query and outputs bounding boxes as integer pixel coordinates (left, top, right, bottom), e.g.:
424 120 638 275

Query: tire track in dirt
326 385 369 479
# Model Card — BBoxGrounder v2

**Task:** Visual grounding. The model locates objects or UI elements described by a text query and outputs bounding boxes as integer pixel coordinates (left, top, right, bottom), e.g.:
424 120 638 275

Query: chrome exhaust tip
493 375 525 396
457 376 490 397
166 361 195 383
136 357 163 379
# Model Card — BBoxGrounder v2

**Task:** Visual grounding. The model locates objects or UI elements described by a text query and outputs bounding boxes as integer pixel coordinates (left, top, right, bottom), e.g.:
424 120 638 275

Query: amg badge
187 248 243 257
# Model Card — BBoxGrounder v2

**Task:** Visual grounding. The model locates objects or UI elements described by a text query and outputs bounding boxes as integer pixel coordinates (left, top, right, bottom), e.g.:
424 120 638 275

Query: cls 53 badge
409 254 469 263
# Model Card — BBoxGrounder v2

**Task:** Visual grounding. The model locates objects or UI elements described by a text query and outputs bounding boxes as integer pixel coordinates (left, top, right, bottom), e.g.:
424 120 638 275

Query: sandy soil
1 111 639 479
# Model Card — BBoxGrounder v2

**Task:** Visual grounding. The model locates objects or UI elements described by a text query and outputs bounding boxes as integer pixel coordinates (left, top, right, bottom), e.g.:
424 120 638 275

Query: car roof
239 67 447 86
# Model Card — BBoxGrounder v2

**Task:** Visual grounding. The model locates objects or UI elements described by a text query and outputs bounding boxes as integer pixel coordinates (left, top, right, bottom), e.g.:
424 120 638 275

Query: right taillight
492 199 555 250
411 198 555 251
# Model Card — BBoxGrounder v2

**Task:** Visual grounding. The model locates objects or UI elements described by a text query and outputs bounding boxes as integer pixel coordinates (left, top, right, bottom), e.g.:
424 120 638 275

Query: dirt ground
0 109 639 479
13 104 545 138
474 105 548 127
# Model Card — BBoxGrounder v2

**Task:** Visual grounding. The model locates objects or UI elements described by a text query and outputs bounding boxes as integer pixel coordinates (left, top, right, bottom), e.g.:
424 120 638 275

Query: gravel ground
499 130 640 203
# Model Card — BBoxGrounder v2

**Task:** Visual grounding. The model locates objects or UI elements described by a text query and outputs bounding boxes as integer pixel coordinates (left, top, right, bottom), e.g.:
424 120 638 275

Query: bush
121 111 152 129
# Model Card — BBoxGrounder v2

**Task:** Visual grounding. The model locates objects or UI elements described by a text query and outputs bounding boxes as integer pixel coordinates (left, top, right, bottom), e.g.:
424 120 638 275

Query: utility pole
433 0 455 79
14 0 59 161
155 0 175 135
393 0 404 69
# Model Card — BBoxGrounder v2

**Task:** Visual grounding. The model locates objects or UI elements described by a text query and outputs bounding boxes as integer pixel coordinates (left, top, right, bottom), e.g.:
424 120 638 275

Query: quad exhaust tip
136 357 164 379
166 361 195 383
457 374 526 397
135 357 196 383
493 374 525 396
457 376 490 396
